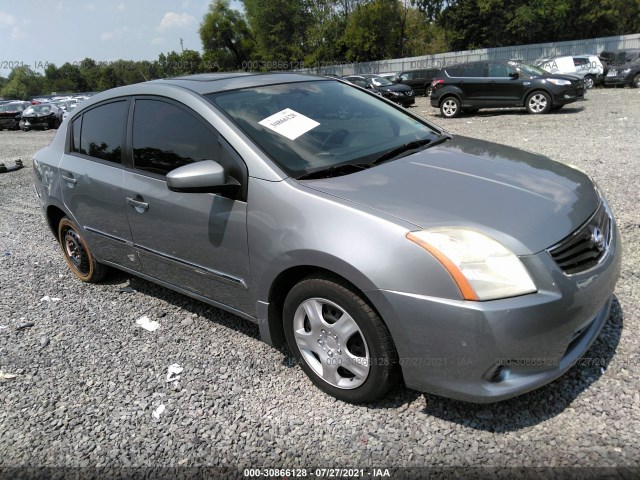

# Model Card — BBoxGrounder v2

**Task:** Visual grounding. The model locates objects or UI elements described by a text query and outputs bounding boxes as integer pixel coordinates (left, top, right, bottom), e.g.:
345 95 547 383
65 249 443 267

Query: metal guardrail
302 33 640 76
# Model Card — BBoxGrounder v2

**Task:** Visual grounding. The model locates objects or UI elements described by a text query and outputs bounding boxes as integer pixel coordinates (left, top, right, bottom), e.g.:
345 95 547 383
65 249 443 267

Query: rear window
75 100 128 163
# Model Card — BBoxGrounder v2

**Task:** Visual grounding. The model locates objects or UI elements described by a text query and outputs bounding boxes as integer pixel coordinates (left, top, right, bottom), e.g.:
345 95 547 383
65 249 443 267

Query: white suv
535 55 602 89
573 55 604 88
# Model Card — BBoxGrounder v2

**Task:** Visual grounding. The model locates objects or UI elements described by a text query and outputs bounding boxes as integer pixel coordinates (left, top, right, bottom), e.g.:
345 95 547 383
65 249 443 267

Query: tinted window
132 99 218 176
72 117 81 152
446 63 485 77
488 63 516 77
79 101 128 163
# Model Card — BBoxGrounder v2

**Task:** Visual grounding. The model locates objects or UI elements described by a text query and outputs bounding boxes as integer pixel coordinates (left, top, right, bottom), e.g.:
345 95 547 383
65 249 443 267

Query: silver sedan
33 73 621 403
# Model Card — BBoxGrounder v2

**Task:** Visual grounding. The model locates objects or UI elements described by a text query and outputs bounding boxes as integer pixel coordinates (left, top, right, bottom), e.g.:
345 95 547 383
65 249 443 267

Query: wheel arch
46 204 69 241
261 262 387 351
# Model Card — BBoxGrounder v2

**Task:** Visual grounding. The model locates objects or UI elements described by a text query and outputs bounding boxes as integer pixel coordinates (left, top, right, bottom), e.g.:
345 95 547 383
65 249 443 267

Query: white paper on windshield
259 108 319 140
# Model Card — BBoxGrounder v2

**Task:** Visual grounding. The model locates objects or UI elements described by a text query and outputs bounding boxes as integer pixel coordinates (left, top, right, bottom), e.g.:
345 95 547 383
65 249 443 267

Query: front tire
440 96 461 118
583 75 595 89
58 217 108 283
283 276 397 403
632 74 640 88
526 91 551 114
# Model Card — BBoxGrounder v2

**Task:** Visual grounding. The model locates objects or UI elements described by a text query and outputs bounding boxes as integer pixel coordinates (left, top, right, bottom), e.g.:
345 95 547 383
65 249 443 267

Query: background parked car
600 49 640 73
393 68 441 96
572 55 604 88
0 101 31 130
343 74 415 106
605 57 640 88
431 60 584 118
19 104 63 131
535 56 577 77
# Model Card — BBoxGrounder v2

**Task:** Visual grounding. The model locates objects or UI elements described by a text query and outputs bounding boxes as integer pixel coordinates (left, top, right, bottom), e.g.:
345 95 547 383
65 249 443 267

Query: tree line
2 0 638 99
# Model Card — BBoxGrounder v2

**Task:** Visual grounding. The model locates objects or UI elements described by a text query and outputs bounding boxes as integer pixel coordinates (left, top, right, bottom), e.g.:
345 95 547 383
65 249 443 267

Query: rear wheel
440 96 461 118
526 91 551 114
283 276 397 403
58 217 108 283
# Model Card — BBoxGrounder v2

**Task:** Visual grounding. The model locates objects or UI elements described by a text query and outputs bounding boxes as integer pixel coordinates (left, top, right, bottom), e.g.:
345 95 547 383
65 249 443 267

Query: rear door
122 97 252 313
59 99 141 270
447 63 487 106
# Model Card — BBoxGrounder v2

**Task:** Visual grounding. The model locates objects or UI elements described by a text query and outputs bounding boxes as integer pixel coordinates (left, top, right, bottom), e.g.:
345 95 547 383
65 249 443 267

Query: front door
122 97 252 313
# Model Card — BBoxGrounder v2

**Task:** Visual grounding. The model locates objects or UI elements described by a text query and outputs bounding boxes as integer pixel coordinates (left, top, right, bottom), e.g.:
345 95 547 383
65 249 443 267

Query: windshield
0 103 25 112
519 64 549 76
24 105 52 115
369 76 393 86
206 80 440 177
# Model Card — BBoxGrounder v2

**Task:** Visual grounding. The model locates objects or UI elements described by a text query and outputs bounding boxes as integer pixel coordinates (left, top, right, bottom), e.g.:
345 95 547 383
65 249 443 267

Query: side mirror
509 71 520 79
166 160 240 195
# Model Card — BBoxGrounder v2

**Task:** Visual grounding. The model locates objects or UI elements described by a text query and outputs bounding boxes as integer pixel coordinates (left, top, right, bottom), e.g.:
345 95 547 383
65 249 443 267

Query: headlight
621 69 631 75
406 228 537 301
390 91 402 96
547 79 571 86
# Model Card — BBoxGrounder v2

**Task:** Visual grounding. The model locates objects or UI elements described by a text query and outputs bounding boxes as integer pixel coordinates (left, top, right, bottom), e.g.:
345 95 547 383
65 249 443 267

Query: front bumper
0 117 20 129
605 75 634 87
366 216 621 403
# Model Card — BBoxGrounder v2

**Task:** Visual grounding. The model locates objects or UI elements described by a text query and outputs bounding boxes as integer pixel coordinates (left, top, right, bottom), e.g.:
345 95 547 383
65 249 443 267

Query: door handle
126 196 149 213
61 174 77 187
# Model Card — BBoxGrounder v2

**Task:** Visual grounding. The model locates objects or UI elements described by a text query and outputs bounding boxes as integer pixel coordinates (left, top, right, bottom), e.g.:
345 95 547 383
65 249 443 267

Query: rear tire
58 217 108 283
283 275 397 403
526 91 551 114
440 96 461 118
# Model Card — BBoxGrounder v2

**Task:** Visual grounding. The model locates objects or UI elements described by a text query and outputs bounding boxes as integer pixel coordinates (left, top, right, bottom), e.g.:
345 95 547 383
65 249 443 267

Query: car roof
152 72 328 95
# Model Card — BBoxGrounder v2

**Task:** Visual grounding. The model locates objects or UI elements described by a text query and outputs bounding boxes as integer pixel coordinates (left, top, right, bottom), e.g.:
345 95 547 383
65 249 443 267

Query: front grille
548 203 611 275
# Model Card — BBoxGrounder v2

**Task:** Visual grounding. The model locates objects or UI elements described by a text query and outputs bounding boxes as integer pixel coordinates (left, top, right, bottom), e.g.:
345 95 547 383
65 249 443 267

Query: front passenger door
122 98 252 313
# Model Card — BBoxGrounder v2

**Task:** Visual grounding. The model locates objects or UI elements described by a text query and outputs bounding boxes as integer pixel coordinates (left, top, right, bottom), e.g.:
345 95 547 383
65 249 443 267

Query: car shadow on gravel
437 105 586 119
107 272 262 340
419 295 624 431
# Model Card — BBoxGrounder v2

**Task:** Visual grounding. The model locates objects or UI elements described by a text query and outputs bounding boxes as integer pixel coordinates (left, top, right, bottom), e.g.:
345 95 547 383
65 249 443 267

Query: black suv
343 74 415 107
430 61 584 118
603 51 640 88
393 68 441 96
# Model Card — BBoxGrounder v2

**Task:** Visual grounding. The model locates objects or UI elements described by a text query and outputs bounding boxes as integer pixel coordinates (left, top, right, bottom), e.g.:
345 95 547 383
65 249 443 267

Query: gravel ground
1 89 639 477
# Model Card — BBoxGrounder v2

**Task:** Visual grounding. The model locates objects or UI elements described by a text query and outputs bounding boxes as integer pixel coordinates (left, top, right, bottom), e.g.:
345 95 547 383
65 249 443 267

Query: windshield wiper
296 162 369 180
370 135 451 166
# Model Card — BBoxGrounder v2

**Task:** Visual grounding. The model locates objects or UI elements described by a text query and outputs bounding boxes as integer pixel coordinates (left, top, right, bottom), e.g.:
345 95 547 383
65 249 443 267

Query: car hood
301 136 599 255
542 73 581 82
377 83 412 92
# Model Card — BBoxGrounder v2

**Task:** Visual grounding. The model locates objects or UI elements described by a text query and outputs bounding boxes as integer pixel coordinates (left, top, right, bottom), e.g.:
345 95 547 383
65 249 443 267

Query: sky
0 0 243 76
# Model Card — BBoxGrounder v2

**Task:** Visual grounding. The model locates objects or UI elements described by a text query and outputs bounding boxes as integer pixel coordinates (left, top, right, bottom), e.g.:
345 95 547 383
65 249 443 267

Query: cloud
0 11 17 28
117 3 125 11
100 27 130 41
11 26 25 40
157 12 195 31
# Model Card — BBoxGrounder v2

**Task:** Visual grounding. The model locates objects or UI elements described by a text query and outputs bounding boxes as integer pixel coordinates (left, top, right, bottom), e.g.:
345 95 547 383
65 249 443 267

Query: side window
132 99 218 176
71 117 81 152
488 63 515 77
79 101 128 163
458 63 485 77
